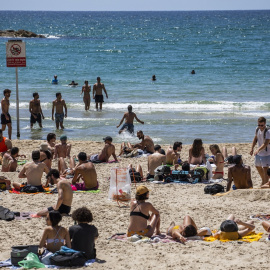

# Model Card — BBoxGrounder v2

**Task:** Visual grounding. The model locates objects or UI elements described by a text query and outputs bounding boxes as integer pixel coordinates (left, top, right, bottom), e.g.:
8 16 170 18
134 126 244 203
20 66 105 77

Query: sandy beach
1 140 270 269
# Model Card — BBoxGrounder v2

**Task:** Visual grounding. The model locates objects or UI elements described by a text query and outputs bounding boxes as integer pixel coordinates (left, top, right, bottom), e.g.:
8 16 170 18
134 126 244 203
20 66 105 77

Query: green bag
18 252 45 269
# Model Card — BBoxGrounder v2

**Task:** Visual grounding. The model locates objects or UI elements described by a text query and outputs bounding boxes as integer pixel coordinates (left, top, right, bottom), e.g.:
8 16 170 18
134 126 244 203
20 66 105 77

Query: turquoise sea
0 10 270 144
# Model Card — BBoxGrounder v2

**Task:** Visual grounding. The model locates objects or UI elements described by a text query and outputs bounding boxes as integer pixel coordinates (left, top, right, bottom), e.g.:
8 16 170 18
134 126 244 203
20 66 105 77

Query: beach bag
129 169 142 183
204 184 224 195
108 167 131 201
11 245 39 266
18 252 44 269
220 220 238 232
20 185 39 193
154 165 171 181
0 206 15 221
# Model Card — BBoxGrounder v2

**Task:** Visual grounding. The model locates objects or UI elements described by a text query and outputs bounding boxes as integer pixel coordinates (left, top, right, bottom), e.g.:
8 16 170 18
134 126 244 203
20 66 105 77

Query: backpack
20 185 39 193
50 251 87 267
129 169 142 183
255 125 270 151
204 184 224 195
11 245 39 266
0 206 15 221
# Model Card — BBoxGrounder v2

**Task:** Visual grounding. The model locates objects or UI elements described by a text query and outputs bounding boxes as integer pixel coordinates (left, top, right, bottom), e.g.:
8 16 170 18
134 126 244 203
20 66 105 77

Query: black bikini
130 203 150 220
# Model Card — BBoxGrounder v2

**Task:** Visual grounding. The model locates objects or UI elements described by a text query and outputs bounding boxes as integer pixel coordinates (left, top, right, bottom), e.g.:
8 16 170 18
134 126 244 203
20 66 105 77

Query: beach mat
9 187 50 195
74 189 101 193
250 214 270 221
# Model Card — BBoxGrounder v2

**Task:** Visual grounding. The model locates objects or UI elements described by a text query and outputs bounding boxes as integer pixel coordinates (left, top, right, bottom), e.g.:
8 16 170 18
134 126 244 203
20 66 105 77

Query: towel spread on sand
17 160 27 165
9 187 50 194
250 214 270 221
73 189 101 193
203 231 263 243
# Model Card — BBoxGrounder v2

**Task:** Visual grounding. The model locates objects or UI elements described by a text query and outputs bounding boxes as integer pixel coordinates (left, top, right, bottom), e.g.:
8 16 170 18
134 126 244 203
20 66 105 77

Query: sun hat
136 185 150 195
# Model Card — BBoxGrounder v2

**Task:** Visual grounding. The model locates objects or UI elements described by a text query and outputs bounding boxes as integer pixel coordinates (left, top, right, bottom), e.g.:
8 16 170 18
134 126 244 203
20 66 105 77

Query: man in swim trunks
93 77 108 111
1 89 12 139
52 92 67 129
29 92 45 128
147 145 166 180
227 155 253 191
2 147 20 172
37 169 73 216
132 130 154 154
13 150 50 192
117 105 144 134
250 117 270 185
166 142 182 165
72 152 98 190
89 136 118 163
81 80 91 111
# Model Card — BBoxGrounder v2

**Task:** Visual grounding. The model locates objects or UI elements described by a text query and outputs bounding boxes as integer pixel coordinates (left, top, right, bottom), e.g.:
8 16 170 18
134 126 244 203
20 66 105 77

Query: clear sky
1 0 270 11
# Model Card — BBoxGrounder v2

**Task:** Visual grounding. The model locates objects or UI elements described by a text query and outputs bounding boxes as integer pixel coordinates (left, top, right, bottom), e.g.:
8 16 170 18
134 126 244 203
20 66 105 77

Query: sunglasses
258 124 265 127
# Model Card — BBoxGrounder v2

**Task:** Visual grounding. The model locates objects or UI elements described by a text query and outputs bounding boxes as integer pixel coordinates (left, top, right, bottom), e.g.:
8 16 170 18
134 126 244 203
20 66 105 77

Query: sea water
0 10 269 144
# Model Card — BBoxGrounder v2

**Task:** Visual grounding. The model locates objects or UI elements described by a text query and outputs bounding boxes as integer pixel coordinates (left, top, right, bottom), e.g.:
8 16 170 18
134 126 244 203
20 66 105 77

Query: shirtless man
29 92 44 128
52 92 67 129
227 155 253 191
2 147 19 172
166 142 182 165
72 152 98 190
1 89 12 139
147 145 166 179
89 136 118 163
133 130 154 154
37 169 73 216
117 105 144 134
93 77 108 111
81 80 91 111
13 150 50 192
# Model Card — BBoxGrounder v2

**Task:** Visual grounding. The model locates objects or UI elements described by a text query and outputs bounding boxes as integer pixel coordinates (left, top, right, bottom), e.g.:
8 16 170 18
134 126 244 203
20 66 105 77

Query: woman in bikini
209 144 224 179
46 133 56 156
188 138 206 165
39 210 71 264
127 185 160 237
40 143 52 169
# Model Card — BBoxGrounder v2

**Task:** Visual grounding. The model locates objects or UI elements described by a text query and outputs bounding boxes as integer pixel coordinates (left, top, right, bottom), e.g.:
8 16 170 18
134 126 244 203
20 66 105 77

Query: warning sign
6 40 26 67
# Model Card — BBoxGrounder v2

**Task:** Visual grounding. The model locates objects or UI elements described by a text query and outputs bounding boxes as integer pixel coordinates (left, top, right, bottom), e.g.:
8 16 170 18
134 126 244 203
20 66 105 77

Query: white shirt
256 128 270 157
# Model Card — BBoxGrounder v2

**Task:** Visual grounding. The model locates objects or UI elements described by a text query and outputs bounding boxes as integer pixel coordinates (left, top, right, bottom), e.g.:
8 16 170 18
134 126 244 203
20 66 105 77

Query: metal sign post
6 40 26 138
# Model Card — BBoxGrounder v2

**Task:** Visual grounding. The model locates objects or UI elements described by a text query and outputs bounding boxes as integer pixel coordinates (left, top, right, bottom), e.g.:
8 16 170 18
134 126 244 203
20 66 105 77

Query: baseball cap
103 136 112 142
136 185 150 195
60 135 67 141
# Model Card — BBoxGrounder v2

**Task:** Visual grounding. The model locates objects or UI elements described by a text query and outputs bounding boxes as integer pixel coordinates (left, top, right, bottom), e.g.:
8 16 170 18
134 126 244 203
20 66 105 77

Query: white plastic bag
108 167 131 201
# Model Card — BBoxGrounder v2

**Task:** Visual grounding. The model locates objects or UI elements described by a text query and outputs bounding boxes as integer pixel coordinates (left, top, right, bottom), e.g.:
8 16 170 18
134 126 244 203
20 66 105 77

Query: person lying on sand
227 155 253 191
213 214 255 240
72 152 99 190
147 145 166 180
37 169 73 216
208 144 224 179
88 136 118 163
127 185 160 237
166 215 211 244
166 142 182 165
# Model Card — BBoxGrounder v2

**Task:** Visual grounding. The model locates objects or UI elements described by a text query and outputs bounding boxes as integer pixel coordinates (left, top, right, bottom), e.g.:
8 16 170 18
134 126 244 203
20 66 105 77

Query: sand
1 140 270 269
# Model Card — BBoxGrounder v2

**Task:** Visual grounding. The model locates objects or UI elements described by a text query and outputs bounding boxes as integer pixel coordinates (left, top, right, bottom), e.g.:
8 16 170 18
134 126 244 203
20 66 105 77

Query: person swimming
52 75 58 84
69 81 78 86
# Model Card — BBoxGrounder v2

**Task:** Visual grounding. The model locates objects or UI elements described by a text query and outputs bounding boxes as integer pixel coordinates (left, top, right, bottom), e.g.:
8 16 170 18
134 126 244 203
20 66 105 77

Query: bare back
142 136 155 153
228 165 252 189
166 147 179 165
75 162 97 189
55 143 71 158
57 179 73 207
99 143 116 162
21 162 48 186
148 153 166 175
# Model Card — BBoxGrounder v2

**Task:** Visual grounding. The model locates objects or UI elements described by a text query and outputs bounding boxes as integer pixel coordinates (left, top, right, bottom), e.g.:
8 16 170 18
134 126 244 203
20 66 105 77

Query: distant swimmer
52 92 67 129
152 75 156 81
117 105 144 134
69 81 78 86
52 75 58 84
191 70 195 74
29 92 45 128
93 77 108 111
1 89 12 139
81 80 91 111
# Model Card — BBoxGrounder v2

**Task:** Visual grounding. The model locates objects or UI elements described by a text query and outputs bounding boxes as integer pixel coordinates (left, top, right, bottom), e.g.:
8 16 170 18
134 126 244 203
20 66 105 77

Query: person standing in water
81 80 91 111
93 77 108 111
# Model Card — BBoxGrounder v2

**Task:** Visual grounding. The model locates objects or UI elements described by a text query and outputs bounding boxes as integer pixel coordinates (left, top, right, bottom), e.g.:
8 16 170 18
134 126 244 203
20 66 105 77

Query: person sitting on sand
209 144 224 179
89 136 118 163
13 150 50 192
37 169 73 216
54 135 72 172
147 145 166 180
213 214 255 240
127 185 160 237
40 143 52 169
116 105 144 134
132 130 155 154
166 215 211 244
188 138 206 165
47 133 56 156
2 147 20 172
128 164 143 182
39 210 71 264
166 142 182 165
0 176 11 190
227 155 253 191
72 152 99 190
69 207 98 260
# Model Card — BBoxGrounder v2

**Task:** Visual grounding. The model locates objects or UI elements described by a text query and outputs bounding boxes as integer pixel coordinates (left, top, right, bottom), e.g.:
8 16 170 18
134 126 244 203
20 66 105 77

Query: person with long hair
188 138 206 165
209 144 224 179
127 185 160 237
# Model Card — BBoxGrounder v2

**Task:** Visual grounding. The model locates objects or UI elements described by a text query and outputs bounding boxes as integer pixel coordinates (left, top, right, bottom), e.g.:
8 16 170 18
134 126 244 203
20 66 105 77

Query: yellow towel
204 231 263 243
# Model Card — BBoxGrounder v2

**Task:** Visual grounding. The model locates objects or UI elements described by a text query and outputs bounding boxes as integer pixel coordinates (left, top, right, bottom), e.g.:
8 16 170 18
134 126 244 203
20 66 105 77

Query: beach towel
73 189 101 194
203 231 263 243
9 187 50 195
17 160 27 165
250 214 270 221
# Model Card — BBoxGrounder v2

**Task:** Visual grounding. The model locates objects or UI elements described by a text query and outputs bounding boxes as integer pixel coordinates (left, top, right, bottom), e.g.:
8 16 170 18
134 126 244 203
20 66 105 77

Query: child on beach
69 207 98 260
39 210 71 264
